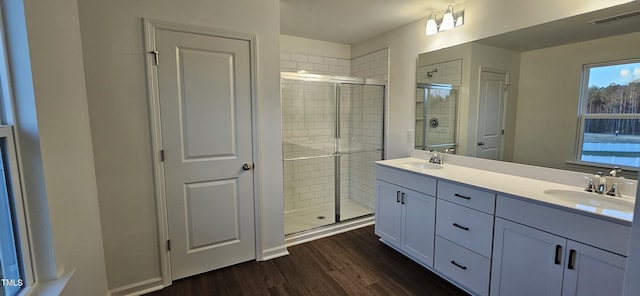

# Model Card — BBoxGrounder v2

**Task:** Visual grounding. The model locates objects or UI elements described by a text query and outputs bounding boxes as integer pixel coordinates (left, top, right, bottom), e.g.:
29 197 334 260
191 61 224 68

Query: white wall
281 35 351 60
513 32 640 170
20 0 109 295
352 0 631 158
77 0 283 292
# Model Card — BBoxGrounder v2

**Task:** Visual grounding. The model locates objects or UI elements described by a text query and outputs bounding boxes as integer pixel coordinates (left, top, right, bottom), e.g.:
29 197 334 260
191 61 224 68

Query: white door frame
143 19 261 286
474 67 509 160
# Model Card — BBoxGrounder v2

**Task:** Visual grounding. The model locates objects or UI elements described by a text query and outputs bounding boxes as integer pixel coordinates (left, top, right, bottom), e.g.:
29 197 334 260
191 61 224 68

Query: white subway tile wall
281 48 388 220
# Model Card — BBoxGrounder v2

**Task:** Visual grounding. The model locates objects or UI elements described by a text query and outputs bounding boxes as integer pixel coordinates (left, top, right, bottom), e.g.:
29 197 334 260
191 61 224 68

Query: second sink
543 189 634 212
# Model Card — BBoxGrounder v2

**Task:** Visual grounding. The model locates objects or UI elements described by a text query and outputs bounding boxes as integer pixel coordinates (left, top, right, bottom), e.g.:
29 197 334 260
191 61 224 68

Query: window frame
0 126 33 296
575 59 640 170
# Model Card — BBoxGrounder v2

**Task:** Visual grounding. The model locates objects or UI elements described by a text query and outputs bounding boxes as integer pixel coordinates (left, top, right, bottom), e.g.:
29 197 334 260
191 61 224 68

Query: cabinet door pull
396 191 401 203
568 249 576 270
450 260 467 270
454 193 471 200
401 192 406 205
554 245 562 265
452 223 469 231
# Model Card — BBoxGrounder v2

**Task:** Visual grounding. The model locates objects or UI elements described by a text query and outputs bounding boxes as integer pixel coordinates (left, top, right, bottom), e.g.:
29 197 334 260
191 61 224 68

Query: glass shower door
415 83 459 152
282 78 338 234
338 83 384 221
281 73 386 235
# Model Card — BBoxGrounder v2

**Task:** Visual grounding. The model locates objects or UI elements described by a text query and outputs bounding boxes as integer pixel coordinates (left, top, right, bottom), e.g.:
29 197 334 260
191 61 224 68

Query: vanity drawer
437 181 496 214
436 200 494 257
376 165 436 196
435 236 490 296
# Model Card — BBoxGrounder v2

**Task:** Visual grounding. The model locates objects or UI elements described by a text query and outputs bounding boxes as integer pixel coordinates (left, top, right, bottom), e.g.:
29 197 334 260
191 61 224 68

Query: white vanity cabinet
491 196 629 296
374 160 632 296
434 181 496 296
375 166 437 267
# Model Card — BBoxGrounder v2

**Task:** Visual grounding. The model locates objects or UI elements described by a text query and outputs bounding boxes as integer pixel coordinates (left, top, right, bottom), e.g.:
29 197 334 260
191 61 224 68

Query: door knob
477 142 485 146
242 163 253 171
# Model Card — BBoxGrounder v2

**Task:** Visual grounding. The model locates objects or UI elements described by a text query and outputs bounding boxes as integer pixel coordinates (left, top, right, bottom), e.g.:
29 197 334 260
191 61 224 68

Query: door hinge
501 129 505 135
167 239 171 251
160 149 165 162
150 50 159 66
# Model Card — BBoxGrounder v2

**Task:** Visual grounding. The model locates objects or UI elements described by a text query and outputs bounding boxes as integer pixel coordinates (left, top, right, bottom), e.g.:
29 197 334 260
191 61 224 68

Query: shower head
427 68 438 77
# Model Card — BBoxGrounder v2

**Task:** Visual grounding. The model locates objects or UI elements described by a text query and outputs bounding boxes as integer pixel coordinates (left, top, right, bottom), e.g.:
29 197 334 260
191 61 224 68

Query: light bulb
439 6 454 31
426 18 438 35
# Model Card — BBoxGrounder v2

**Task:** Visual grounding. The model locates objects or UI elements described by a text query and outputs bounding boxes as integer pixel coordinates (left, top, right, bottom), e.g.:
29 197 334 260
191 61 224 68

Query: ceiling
281 0 640 49
280 0 463 44
477 1 640 52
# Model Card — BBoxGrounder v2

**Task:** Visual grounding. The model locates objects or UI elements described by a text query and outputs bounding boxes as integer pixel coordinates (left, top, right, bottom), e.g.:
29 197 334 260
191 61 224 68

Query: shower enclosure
415 83 459 152
281 72 385 235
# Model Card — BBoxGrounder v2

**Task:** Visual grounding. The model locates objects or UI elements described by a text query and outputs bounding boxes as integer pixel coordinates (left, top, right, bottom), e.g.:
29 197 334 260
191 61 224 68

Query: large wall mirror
416 1 640 176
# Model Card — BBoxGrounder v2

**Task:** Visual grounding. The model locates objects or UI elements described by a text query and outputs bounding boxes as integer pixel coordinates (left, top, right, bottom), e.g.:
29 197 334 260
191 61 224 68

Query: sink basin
543 189 634 212
402 161 443 170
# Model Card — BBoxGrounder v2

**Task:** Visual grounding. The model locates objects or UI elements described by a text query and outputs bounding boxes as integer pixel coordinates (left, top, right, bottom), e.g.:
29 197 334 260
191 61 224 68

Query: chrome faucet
584 169 627 197
428 150 443 165
594 172 606 194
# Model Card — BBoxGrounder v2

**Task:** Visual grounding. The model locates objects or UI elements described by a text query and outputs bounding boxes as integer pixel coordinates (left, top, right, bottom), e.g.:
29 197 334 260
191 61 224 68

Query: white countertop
376 157 634 225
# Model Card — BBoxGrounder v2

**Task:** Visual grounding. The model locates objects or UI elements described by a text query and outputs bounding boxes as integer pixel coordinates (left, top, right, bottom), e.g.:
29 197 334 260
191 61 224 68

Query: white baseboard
108 277 164 296
259 245 290 261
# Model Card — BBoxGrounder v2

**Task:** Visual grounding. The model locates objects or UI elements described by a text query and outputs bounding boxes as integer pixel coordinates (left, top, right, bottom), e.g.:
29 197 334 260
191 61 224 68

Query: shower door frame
281 72 386 229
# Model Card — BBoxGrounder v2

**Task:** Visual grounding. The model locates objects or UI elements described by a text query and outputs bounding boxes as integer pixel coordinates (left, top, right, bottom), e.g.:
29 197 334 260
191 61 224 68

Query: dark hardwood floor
146 226 469 296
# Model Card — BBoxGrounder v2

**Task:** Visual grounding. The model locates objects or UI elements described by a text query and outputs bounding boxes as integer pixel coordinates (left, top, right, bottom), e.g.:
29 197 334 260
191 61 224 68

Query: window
0 127 27 296
577 60 640 168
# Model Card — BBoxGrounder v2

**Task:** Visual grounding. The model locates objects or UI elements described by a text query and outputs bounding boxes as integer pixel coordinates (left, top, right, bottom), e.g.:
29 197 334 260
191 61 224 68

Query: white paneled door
476 70 507 160
156 28 255 280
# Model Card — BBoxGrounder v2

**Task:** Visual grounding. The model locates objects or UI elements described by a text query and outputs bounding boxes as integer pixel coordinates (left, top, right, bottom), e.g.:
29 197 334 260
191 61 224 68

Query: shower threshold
285 214 375 247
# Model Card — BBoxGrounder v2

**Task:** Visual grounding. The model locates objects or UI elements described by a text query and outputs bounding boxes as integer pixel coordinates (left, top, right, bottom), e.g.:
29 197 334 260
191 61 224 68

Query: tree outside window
578 61 640 168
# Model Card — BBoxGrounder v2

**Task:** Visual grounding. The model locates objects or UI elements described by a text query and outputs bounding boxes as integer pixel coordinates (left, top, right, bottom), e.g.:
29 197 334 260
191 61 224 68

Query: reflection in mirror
415 1 640 176
415 83 459 153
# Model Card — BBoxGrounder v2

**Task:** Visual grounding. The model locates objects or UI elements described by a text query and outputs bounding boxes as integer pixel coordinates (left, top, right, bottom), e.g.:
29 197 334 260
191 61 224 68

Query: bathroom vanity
375 154 635 296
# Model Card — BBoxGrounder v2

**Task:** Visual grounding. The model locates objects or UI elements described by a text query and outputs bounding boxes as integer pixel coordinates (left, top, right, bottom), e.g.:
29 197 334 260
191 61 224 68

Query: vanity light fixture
425 5 464 36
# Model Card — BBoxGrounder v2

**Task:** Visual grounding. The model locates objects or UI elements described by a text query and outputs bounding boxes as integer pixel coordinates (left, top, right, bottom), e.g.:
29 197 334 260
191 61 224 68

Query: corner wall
22 0 109 294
